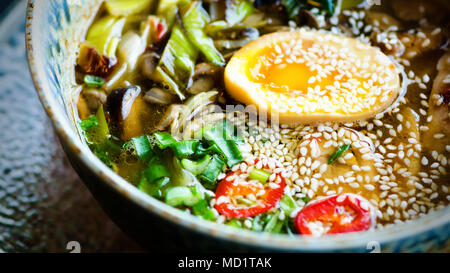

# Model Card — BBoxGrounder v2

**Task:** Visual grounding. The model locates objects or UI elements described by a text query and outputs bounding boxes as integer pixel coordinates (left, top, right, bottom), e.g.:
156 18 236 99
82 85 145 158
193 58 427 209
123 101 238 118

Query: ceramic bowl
26 0 450 252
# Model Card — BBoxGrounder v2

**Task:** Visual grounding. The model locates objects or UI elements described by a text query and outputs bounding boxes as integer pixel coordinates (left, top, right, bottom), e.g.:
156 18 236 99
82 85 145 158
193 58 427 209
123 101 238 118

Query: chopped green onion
280 194 297 215
263 211 280 233
79 115 98 131
139 176 170 199
199 154 225 184
122 141 132 149
236 197 256 206
249 168 271 183
171 140 199 158
225 0 254 26
302 196 310 203
95 105 110 142
131 135 153 161
154 132 177 149
181 1 225 66
226 219 243 228
157 23 198 98
328 144 351 164
165 185 203 207
203 123 243 167
105 0 153 16
93 147 114 169
99 138 122 158
252 214 264 231
192 199 216 221
84 75 105 87
143 158 171 183
181 155 211 175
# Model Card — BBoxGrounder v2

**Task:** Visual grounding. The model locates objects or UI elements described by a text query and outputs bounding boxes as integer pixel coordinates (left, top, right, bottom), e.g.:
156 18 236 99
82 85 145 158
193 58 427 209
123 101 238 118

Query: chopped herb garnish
328 144 351 164
192 199 216 221
79 115 98 131
131 135 153 161
154 131 177 149
249 168 271 183
84 75 105 87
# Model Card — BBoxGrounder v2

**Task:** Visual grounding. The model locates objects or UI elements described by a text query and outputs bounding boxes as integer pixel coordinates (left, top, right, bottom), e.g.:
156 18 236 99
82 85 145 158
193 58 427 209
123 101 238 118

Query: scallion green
84 75 105 87
328 144 351 164
154 132 177 149
248 168 271 183
131 135 153 161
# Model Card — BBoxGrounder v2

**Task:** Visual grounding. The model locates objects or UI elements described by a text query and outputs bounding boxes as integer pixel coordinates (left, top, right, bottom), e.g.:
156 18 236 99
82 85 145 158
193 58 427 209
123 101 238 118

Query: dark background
0 0 144 253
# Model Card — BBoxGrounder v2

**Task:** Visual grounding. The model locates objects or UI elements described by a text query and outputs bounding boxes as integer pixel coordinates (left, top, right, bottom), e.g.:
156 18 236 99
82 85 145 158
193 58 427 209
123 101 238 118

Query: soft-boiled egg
224 29 401 124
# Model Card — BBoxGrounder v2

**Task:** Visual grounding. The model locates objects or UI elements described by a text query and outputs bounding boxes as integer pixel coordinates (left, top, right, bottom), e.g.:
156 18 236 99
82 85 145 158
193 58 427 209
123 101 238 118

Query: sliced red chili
295 194 374 236
155 22 166 40
214 159 286 218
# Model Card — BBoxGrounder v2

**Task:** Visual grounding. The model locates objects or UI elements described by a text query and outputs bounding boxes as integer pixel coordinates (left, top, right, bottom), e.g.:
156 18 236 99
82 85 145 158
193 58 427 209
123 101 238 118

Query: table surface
0 0 144 253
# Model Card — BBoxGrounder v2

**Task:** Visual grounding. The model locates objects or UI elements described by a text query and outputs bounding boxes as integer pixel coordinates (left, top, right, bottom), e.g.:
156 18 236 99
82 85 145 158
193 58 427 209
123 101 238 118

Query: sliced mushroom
106 85 146 140
83 89 107 111
140 52 160 80
423 52 450 153
187 63 224 95
156 104 184 131
144 87 175 105
296 9 321 29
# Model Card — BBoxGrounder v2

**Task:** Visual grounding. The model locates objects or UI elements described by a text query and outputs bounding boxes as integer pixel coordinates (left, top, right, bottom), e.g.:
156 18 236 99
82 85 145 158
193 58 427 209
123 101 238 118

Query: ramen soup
74 0 450 236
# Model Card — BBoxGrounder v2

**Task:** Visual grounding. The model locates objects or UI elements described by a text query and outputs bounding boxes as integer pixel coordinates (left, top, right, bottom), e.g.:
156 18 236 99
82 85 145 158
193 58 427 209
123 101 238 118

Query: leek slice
181 1 225 66
86 15 126 58
105 0 153 16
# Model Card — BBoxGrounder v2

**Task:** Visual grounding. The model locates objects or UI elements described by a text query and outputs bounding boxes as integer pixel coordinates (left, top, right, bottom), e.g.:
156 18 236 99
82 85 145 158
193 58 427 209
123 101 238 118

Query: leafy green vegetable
226 219 243 228
143 157 171 183
165 185 204 207
202 122 243 167
85 15 126 58
280 194 297 215
157 0 185 28
252 214 264 231
249 168 271 183
181 155 212 175
181 1 225 66
199 154 225 184
79 115 98 131
131 135 153 161
157 24 198 99
105 0 153 16
154 131 177 149
192 199 216 221
263 211 280 233
328 144 351 164
79 105 109 145
139 176 170 198
84 75 105 87
93 147 114 169
225 0 254 26
171 140 199 158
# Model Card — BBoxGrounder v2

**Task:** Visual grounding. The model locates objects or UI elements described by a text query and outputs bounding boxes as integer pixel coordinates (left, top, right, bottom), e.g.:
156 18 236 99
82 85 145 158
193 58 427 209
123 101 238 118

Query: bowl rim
25 0 450 252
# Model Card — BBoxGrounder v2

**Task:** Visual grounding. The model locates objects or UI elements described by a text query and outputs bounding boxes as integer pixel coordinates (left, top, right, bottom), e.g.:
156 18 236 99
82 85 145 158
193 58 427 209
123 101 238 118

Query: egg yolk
225 30 401 124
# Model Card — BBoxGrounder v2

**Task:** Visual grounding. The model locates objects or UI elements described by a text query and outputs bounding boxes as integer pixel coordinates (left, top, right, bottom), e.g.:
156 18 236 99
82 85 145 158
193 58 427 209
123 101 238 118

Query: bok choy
181 1 225 66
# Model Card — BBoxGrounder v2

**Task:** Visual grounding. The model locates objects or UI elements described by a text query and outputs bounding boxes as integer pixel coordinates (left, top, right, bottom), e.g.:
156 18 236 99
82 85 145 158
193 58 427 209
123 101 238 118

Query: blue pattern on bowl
26 0 450 252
